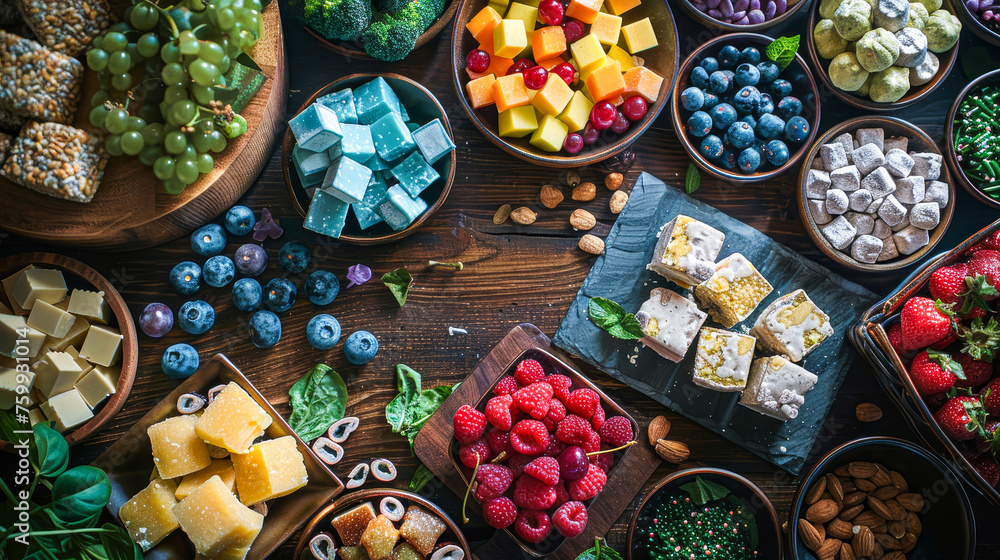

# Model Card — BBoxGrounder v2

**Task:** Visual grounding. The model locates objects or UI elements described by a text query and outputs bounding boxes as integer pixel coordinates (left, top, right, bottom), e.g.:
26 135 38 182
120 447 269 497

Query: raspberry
475 463 513 500
487 428 512 456
582 430 602 453
515 382 554 419
514 475 558 510
553 481 570 507
493 376 520 396
542 399 567 432
485 394 515 431
589 446 613 472
552 501 588 538
566 388 600 419
454 405 487 444
547 374 573 403
483 496 518 529
591 404 605 430
510 419 550 456
459 438 492 468
524 456 561 485
545 438 567 458
568 464 607 500
555 415 596 446
515 510 552 544
508 452 531 478
515 359 547 385
599 416 634 447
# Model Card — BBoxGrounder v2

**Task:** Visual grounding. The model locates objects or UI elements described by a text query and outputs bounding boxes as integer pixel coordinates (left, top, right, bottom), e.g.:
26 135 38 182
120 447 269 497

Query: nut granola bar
14 0 112 57
1 121 109 203
0 30 83 124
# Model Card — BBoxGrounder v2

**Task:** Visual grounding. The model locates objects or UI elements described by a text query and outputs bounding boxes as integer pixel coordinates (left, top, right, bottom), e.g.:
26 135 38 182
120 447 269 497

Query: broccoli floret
372 0 411 12
305 0 373 41
387 0 444 28
359 12 421 61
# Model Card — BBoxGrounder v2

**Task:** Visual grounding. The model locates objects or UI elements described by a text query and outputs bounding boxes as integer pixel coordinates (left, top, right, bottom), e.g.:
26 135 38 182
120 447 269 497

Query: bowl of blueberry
670 33 821 181
678 0 810 32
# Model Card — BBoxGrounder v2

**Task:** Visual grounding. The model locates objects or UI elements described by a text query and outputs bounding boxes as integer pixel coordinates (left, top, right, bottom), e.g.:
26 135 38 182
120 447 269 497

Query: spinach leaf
765 35 800 70
385 364 456 451
396 364 422 404
382 268 413 307
386 393 411 435
33 423 69 478
685 163 701 194
48 466 111 529
408 463 436 493
407 385 455 432
0 408 19 444
576 538 622 560
288 364 348 442
679 476 731 506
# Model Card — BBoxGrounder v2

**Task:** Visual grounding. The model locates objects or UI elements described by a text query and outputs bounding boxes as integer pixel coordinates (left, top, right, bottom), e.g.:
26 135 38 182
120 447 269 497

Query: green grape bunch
86 0 264 195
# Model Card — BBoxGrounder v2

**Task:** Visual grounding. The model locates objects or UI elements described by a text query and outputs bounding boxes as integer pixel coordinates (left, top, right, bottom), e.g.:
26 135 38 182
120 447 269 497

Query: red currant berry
508 58 533 75
583 123 599 144
621 96 648 121
538 0 565 25
551 62 575 85
523 66 548 90
611 110 630 134
561 19 584 44
563 133 584 154
466 49 490 74
589 101 616 131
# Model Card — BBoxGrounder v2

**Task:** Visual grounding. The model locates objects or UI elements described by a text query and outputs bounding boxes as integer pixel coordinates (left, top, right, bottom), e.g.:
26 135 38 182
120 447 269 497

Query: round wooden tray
0 2 288 252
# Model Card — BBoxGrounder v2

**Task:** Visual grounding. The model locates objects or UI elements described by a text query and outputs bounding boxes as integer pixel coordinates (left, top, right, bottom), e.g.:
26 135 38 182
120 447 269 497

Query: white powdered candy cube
826 189 849 215
811 156 824 170
820 143 849 171
884 149 915 177
831 165 861 192
834 133 855 162
895 176 925 204
862 167 897 199
909 201 940 229
923 180 949 208
846 212 875 236
849 189 873 211
873 218 893 239
877 194 908 227
879 238 900 261
853 144 886 176
851 235 884 264
805 169 831 199
807 199 834 225
893 225 930 255
822 215 858 250
892 218 911 232
866 197 884 214
856 128 885 151
910 152 942 180
883 136 908 153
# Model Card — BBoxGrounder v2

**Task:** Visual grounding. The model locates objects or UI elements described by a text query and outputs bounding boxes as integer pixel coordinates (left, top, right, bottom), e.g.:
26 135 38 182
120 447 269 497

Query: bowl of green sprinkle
626 467 782 560
946 68 1000 210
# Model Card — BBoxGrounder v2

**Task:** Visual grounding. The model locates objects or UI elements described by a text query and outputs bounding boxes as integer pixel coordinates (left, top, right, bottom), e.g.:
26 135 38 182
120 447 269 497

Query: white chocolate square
0 314 46 358
12 269 67 311
75 367 116 408
79 325 123 367
40 388 94 432
33 351 85 398
0 367 34 410
27 299 77 338
2 265 35 315
67 289 111 324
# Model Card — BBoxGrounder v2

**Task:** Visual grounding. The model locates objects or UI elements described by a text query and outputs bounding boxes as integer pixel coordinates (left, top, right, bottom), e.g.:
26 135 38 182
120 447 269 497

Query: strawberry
515 510 552 543
910 350 965 396
515 359 547 385
459 438 492 468
933 396 982 441
548 374 573 403
555 414 596 446
959 316 1000 362
967 250 1000 296
568 463 607 500
929 328 959 351
971 456 1000 487
454 405 487 444
475 463 513 501
542 398 567 432
599 415 634 447
900 297 955 351
959 275 1000 315
955 354 993 389
514 382 554 419
929 264 968 305
566 388 600 419
982 378 1000 415
485 394 515 431
887 323 907 357
483 497 517 529
510 419 550 456
524 456 561 485
552 501 588 538
513 475 557 510
975 419 1000 456
493 376 520 396
971 230 1000 253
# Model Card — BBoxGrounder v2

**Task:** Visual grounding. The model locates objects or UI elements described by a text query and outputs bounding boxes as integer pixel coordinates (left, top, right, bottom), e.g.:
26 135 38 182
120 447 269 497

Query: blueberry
690 66 710 89
232 278 262 312
169 261 202 295
740 114 757 130
701 92 720 110
756 61 780 84
776 96 803 119
699 56 719 73
191 223 227 256
680 87 705 111
765 139 790 166
710 103 737 131
344 330 379 365
305 270 340 305
739 47 761 64
754 93 775 118
162 343 199 379
718 45 741 68
278 241 311 273
755 113 786 140
699 134 725 160
770 79 793 98
732 86 761 115
264 278 297 312
725 121 756 150
203 255 235 288
306 314 342 350
224 205 255 236
708 71 730 94
686 110 713 138
178 300 215 335
718 148 738 170
784 115 810 143
235 244 268 277
249 310 281 348
737 147 762 173
734 63 760 88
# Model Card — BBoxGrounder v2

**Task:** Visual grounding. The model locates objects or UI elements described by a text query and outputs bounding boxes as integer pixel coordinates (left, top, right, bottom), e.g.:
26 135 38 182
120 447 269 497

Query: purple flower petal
346 264 372 288
252 208 284 241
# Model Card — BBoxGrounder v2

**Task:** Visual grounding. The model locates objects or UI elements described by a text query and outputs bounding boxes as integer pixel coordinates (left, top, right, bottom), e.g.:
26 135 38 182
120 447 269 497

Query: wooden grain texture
1 5 1000 559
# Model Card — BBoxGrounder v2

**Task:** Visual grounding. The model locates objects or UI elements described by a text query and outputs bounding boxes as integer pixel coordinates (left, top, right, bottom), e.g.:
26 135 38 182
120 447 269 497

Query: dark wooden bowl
282 73 456 245
670 33 821 182
293 488 472 560
796 115 955 271
944 68 1000 210
306 0 459 60
626 467 783 560
788 437 976 560
450 0 679 168
0 253 137 450
677 0 811 33
805 1 959 111
953 0 1000 48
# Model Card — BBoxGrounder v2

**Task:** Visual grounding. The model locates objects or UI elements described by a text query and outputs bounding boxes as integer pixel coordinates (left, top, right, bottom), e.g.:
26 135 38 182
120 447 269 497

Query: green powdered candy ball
815 19 849 59
923 9 961 53
856 28 900 72
834 0 874 41
906 2 929 28
829 52 871 91
869 66 911 102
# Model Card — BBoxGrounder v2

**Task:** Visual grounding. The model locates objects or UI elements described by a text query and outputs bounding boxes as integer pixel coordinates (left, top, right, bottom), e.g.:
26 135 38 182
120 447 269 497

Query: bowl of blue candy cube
282 73 457 244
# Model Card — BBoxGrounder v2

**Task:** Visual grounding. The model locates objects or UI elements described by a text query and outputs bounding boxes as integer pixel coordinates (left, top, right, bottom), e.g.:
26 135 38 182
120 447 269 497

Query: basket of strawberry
853 218 1000 506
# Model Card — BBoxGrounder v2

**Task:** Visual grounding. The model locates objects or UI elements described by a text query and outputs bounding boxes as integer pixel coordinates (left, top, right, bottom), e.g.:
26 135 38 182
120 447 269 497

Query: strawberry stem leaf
960 316 1000 363
926 348 966 380
959 275 998 315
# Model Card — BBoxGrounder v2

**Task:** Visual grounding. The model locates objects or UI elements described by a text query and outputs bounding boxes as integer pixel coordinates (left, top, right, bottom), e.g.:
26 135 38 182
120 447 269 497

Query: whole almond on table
566 170 581 187
578 234 605 255
510 206 536 225
569 208 596 230
605 172 624 190
647 415 670 446
609 190 628 214
540 184 563 209
654 439 689 463
493 204 512 225
572 181 597 201
856 402 883 422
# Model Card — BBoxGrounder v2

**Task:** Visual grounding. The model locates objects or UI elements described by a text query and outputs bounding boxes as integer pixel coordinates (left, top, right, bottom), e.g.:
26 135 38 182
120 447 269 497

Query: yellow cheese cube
149 415 212 479
493 19 527 59
532 74 575 116
565 0 602 23
34 350 85 398
67 289 111 324
530 114 569 152
119 479 180 551
604 0 641 15
517 0 539 6
175 459 236 500
231 435 308 505
12 268 67 311
569 33 607 74
498 105 539 138
195 382 272 454
2 265 35 315
590 12 622 46
173 475 264 560
27 300 76 338
39 388 93 432
505 2 538 34
606 44 635 71
0 366 33 410
74 366 116 408
78 324 123 367
557 90 594 132
622 17 658 53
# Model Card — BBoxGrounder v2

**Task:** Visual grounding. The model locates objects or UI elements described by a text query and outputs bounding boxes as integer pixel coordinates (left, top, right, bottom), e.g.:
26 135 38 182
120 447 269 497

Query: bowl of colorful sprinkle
945 68 1000 210
626 467 782 560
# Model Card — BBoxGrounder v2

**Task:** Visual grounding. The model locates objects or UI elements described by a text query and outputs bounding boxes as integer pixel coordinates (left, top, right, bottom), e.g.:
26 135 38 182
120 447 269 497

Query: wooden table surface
3 3 1000 558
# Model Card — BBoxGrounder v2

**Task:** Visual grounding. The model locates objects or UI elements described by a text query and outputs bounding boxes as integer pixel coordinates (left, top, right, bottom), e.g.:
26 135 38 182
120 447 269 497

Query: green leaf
926 348 966 380
288 364 348 442
685 163 700 194
33 423 69 479
96 523 143 560
680 476 731 505
407 385 455 432
765 35 800 70
408 463 436 493
606 313 644 340
575 538 623 560
960 275 999 316
382 268 413 307
385 393 411 435
396 364 422 402
0 408 19 445
960 316 1000 362
588 297 644 340
48 466 112 529
385 365 455 452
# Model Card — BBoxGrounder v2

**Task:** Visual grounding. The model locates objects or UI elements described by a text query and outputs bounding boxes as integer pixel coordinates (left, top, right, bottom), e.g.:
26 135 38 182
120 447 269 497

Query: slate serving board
553 173 880 474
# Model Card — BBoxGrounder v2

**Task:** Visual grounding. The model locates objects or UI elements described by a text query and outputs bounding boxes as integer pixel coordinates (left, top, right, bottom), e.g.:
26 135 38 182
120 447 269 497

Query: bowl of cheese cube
452 0 680 167
282 74 457 245
0 252 137 448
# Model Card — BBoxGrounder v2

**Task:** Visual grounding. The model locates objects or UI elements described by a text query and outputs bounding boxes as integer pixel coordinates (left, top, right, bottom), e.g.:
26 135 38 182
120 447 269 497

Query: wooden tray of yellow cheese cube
92 354 344 560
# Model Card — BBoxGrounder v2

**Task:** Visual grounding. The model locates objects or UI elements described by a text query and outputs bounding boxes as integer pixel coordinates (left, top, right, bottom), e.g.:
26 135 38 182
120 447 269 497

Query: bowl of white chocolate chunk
797 116 955 271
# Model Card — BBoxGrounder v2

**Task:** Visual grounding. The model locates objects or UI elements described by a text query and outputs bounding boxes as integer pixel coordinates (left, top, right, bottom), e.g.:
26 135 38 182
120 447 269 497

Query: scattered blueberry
699 135 725 160
785 116 810 143
178 300 215 335
690 66 710 89
169 261 202 295
765 139 790 166
344 330 378 365
699 57 719 73
755 113 786 140
203 255 235 288
235 243 268 277
708 71 730 94
139 303 173 338
770 79 793 98
263 278 297 312
306 314 342 350
710 103 737 131
734 63 760 88
756 61 780 84
278 241 312 273
224 205 256 236
305 270 340 305
162 343 199 378
249 310 282 348
686 111 713 138
739 47 761 64
232 278 263 312
776 96 802 119
718 45 741 67
726 121 756 150
754 93 775 118
740 114 757 130
680 87 705 111
737 147 761 173
191 223 227 256
732 86 761 114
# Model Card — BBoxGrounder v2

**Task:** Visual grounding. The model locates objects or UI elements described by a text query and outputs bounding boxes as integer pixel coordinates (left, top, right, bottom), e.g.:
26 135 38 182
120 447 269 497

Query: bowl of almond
789 436 975 560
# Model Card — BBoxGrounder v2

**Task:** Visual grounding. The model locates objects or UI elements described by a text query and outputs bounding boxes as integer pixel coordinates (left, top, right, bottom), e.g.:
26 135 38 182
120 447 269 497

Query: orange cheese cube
539 56 567 71
466 74 497 109
492 73 530 112
493 19 527 58
590 12 622 46
467 6 503 45
531 26 566 62
531 73 575 115
565 0 602 23
604 0 640 15
586 63 626 102
623 66 664 102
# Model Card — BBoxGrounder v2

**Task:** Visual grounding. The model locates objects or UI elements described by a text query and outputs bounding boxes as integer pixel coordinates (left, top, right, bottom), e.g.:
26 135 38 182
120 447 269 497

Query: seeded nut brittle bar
0 30 83 124
14 0 112 57
1 121 109 203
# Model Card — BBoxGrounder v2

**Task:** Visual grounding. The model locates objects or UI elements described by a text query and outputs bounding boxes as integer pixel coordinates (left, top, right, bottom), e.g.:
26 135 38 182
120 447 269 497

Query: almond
799 518 824 551
884 499 907 521
839 541 857 560
856 402 883 422
654 439 689 464
900 531 918 553
888 520 906 539
569 208 596 230
890 471 908 493
610 190 628 214
849 461 878 478
853 526 875 557
872 485 900 500
806 499 840 524
827 517 854 540
578 234 605 255
834 465 852 477
566 170 581 187
540 185 564 209
571 181 597 201
871 466 892 487
896 493 924 512
853 510 887 529
493 204 512 225
605 172 624 191
875 533 902 551
817 538 842 560
647 415 671 446
853 477 877 493
843 491 867 508
882 552 907 560
839 504 864 521
510 206 536 225
827 473 844 502
868 496 894 520
903 512 921 534
806 477 828 505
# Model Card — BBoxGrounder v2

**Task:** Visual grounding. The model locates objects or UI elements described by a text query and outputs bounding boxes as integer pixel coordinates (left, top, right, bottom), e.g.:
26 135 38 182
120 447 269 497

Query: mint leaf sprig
588 297 644 340
765 35 800 71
